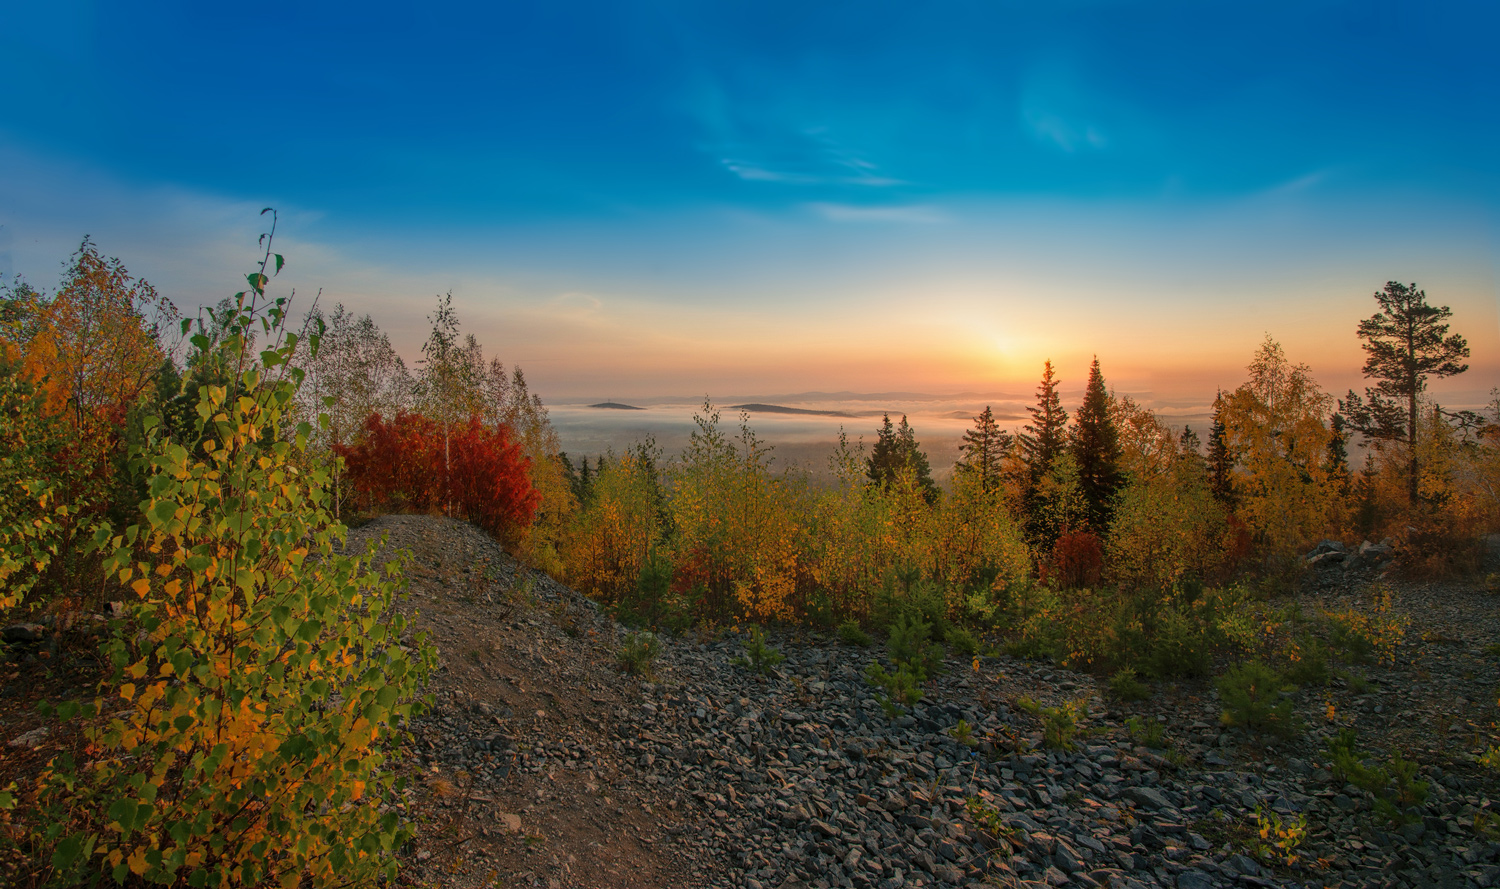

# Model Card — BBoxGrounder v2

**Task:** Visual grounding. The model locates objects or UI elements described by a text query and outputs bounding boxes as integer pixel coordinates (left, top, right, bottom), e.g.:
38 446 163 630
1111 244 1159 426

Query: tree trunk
1407 391 1419 509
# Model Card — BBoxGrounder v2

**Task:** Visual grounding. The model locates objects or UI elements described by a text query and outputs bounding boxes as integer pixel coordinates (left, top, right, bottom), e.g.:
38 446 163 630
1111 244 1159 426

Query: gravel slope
349 516 1500 889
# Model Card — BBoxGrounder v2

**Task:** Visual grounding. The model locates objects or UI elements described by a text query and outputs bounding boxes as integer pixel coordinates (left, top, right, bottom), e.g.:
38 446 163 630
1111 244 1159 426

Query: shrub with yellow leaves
33 217 435 888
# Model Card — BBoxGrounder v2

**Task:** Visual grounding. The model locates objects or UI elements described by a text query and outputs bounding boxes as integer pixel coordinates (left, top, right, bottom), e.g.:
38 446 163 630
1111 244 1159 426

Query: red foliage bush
1042 529 1104 590
338 411 540 541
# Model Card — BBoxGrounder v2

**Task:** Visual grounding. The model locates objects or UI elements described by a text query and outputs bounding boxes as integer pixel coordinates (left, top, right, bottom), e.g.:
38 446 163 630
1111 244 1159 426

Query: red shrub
1042 529 1104 590
337 412 540 541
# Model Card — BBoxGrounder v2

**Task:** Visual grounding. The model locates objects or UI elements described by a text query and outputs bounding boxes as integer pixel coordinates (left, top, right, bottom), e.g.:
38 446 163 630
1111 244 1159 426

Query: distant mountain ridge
729 403 856 418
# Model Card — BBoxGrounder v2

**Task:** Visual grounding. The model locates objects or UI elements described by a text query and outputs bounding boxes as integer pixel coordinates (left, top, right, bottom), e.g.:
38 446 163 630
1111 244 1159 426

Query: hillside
334 516 1500 889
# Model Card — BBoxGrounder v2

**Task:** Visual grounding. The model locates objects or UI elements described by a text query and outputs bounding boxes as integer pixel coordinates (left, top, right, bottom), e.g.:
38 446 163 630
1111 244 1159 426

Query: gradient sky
2 0 1497 408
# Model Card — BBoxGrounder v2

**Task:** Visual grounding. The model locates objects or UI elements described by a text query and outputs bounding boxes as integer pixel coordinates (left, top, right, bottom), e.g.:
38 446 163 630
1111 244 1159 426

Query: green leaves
31 218 437 889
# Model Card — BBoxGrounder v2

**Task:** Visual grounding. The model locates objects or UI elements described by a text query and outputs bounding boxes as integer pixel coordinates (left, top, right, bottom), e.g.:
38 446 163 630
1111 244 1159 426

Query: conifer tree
865 413 938 503
1326 412 1350 493
955 405 1010 495
1069 357 1121 531
1207 390 1233 505
1019 360 1069 485
1340 281 1469 508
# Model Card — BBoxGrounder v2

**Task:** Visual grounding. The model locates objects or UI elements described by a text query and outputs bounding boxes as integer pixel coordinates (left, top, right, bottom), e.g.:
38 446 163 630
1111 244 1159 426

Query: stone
2 623 44 644
1121 787 1171 811
1176 872 1215 889
497 812 522 834
1225 853 1261 877
8 727 49 748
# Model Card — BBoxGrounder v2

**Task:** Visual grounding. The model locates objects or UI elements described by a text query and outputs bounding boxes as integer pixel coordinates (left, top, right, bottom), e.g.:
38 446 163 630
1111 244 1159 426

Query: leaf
52 835 83 871
274 254 285 275
261 207 273 215
247 273 269 294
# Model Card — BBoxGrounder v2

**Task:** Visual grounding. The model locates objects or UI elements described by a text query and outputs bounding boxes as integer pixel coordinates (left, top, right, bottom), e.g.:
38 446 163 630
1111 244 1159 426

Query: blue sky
2 0 1496 404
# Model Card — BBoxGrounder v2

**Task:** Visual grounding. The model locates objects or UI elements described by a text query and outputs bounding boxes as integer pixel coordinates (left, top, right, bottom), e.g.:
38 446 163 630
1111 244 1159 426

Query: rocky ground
3 515 1497 889
353 516 1500 889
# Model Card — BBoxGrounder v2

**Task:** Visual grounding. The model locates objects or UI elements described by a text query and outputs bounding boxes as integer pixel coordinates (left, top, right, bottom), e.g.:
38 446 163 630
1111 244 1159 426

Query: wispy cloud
1019 62 1113 154
688 78 905 188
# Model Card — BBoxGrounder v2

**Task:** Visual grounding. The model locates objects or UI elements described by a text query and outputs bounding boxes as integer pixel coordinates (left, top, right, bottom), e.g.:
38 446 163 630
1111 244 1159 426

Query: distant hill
730 403 856 418
589 401 645 410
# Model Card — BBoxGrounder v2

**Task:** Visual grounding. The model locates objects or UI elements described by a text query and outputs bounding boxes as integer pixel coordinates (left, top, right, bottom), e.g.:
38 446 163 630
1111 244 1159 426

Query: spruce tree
1207 390 1233 505
1019 360 1069 486
1069 357 1121 531
1326 413 1350 493
955 405 1010 495
865 413 938 503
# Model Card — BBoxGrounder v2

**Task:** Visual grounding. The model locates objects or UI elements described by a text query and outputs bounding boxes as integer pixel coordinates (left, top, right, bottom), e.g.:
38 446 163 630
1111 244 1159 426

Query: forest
1 221 1497 886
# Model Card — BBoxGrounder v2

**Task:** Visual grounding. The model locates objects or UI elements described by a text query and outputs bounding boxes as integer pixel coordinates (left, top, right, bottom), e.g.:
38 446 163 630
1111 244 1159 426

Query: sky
2 0 1498 416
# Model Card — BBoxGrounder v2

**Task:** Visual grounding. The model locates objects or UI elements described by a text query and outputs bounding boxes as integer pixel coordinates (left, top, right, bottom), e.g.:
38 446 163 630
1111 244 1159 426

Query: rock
1121 786 1171 811
2 623 44 644
1225 853 1262 877
497 812 522 834
1176 871 1215 889
1053 840 1083 873
8 726 49 748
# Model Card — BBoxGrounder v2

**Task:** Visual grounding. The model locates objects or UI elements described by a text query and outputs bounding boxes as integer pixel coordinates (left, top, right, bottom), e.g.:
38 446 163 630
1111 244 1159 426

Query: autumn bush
1006 584 1252 679
560 449 666 606
1041 529 1103 590
21 231 436 888
338 410 540 542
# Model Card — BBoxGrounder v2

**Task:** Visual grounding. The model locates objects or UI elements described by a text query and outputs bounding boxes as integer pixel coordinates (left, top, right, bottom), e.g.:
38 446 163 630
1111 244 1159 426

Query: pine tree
1326 412 1350 493
1069 357 1121 531
955 405 1010 495
1019 360 1069 486
865 413 938 503
1177 425 1207 475
1207 390 1233 505
1340 281 1469 508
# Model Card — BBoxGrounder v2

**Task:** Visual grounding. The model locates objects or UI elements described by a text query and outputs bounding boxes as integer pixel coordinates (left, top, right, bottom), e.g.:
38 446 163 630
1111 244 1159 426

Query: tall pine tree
1069 357 1121 531
1340 281 1468 508
1019 360 1069 486
955 405 1011 495
1207 389 1233 505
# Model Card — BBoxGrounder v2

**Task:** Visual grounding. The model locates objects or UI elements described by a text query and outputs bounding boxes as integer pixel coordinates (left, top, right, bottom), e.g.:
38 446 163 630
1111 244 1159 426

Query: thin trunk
1408 392 1419 508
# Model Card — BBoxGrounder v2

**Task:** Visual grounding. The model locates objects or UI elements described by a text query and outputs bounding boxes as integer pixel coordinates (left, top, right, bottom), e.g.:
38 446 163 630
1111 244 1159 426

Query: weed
949 719 977 748
945 625 979 657
1125 716 1167 749
733 626 786 676
866 661 924 708
1475 810 1500 839
1484 643 1500 658
965 795 1014 842
1109 667 1151 701
1217 660 1296 736
837 620 872 647
1282 637 1331 686
1251 804 1308 867
1343 671 1371 694
1017 696 1084 751
1326 729 1428 826
888 612 945 678
1325 586 1408 665
616 631 661 678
